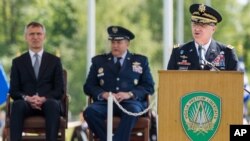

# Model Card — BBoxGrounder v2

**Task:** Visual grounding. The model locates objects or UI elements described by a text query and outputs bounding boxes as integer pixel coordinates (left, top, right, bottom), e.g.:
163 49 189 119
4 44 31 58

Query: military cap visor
107 26 135 41
190 4 222 24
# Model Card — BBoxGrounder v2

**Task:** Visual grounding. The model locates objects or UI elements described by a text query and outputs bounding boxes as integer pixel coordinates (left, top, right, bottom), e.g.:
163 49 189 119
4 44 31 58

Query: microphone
202 58 220 71
244 88 250 95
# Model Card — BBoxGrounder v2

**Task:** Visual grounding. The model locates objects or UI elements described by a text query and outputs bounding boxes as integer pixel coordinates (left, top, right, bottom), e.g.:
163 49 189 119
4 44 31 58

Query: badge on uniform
212 53 225 67
97 67 104 77
180 55 188 59
99 79 104 86
177 60 191 70
177 60 191 66
132 62 143 74
134 79 138 85
180 50 184 55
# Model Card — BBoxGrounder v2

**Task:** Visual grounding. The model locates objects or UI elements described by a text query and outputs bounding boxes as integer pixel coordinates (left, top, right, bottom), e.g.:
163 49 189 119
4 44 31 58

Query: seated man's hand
101 92 110 100
25 95 46 110
114 92 132 102
36 96 46 108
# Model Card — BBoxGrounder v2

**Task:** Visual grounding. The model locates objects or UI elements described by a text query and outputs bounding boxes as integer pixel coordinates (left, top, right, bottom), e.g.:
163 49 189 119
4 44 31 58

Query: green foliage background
1 0 250 120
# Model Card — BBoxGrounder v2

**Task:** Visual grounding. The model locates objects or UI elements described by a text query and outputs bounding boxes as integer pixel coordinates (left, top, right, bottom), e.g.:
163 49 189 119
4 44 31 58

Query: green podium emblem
181 91 221 141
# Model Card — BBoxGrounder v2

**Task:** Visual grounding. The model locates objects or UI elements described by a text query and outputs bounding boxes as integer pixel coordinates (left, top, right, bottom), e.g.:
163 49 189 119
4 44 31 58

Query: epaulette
226 45 234 49
173 44 180 48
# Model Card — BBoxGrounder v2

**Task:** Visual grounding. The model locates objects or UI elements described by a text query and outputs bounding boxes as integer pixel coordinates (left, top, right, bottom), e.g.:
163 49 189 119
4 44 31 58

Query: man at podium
167 3 238 71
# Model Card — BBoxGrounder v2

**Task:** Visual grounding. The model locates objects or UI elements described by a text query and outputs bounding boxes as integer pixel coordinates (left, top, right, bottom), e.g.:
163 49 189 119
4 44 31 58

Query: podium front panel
158 71 243 141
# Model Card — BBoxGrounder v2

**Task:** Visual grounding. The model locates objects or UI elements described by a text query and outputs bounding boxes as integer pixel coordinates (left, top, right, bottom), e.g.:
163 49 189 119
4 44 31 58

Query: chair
2 70 68 141
87 96 151 141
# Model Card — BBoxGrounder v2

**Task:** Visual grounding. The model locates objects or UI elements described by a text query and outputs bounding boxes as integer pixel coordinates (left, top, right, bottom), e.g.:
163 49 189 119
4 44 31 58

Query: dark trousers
84 101 142 141
10 99 61 141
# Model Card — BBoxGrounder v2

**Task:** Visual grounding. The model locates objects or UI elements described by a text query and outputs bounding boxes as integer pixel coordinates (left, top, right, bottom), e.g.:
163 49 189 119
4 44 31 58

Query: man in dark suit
83 25 155 141
9 22 64 141
167 3 238 70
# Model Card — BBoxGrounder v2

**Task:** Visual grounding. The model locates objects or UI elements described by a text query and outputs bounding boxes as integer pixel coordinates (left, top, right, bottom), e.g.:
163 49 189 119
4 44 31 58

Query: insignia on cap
198 4 206 13
112 27 118 33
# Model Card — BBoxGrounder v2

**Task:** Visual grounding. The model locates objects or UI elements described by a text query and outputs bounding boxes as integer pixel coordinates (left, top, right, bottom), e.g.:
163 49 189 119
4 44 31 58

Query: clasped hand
25 95 46 110
102 92 131 102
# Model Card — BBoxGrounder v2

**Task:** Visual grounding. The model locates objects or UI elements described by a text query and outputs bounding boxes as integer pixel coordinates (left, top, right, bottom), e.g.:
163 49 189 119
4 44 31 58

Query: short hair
24 21 46 34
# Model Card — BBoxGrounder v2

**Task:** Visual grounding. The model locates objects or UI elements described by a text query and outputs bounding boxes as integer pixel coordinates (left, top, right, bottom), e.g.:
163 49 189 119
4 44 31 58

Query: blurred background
0 0 250 140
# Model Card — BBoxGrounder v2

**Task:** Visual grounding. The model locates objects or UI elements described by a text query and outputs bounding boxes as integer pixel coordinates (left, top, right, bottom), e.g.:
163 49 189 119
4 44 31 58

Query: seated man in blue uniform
83 25 155 141
167 3 238 70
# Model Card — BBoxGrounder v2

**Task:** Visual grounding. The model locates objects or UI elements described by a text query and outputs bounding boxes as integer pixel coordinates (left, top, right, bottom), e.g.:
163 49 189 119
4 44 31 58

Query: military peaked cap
107 25 135 40
190 4 222 24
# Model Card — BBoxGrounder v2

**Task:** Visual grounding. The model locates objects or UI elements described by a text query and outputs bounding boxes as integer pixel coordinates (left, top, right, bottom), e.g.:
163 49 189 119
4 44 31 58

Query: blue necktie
115 57 122 72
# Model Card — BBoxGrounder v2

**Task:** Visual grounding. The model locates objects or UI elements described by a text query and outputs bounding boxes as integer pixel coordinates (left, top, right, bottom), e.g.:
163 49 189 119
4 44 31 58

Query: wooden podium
158 70 243 141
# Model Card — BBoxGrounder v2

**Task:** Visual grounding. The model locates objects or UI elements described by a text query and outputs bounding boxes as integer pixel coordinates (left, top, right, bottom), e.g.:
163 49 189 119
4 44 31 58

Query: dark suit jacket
167 40 239 70
84 51 155 108
9 51 64 101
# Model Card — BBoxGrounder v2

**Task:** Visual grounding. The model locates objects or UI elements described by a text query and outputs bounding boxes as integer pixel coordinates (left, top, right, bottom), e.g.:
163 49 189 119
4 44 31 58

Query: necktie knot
115 57 122 72
117 57 122 61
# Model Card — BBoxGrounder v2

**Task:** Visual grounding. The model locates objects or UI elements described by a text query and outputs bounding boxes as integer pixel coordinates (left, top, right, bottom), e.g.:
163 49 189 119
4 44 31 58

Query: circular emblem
98 67 104 74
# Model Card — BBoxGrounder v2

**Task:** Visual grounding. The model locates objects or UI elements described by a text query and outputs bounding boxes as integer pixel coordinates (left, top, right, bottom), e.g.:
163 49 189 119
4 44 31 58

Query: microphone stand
202 58 220 71
244 88 250 95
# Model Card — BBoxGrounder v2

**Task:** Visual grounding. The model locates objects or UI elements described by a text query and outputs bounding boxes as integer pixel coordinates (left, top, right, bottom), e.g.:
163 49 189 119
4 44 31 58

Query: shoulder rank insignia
174 44 180 48
226 45 234 49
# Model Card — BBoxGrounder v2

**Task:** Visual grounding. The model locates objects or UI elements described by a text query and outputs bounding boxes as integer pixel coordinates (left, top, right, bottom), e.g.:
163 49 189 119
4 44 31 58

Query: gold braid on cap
192 11 217 22
191 15 217 23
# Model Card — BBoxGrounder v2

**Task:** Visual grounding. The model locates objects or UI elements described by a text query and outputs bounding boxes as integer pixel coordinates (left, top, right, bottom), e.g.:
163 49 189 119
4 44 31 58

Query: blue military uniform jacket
84 51 155 108
167 40 238 70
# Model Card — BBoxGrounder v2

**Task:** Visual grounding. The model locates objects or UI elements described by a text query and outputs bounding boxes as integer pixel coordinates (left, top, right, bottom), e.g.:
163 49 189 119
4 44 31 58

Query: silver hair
24 21 46 35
